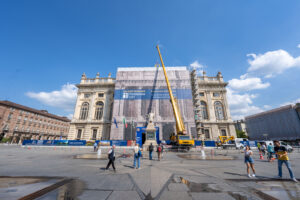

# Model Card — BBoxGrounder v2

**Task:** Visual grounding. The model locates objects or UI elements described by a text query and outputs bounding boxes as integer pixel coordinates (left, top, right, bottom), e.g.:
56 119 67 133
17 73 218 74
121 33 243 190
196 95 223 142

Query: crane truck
156 45 194 150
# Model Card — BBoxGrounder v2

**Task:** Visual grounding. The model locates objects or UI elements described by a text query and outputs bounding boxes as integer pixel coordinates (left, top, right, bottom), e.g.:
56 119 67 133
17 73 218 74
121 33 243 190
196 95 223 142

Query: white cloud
280 98 300 107
247 49 300 78
67 113 74 120
228 77 270 92
297 44 300 48
190 60 205 75
26 83 77 112
226 46 300 119
263 105 272 110
227 88 263 120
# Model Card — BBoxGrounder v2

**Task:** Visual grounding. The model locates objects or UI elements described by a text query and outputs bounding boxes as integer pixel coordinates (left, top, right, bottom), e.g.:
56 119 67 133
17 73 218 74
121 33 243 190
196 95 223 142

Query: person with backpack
149 143 154 160
133 144 142 169
157 144 162 161
105 145 116 172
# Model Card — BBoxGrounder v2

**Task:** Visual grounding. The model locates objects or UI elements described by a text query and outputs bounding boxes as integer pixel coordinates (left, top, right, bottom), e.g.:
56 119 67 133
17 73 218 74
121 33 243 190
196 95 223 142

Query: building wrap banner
114 89 192 100
22 140 86 146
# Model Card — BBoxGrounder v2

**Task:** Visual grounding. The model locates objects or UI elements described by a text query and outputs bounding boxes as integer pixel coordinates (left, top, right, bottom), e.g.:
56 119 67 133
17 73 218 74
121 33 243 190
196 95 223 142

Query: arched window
214 101 225 120
200 101 209 120
79 102 89 120
94 101 104 120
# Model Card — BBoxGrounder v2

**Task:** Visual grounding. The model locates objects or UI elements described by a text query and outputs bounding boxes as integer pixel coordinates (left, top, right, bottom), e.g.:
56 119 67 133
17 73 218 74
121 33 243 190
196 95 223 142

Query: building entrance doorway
142 132 146 145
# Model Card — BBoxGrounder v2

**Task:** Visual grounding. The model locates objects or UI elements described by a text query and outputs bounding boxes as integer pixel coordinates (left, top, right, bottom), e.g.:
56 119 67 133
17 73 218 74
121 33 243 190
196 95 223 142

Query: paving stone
168 183 189 191
209 182 243 192
159 191 192 200
107 191 140 200
78 190 111 200
191 192 235 200
130 166 172 198
179 175 218 183
84 174 134 191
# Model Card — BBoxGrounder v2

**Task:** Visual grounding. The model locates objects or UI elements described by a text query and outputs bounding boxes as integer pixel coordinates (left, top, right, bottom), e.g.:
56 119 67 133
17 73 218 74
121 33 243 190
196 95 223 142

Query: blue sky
1 0 300 119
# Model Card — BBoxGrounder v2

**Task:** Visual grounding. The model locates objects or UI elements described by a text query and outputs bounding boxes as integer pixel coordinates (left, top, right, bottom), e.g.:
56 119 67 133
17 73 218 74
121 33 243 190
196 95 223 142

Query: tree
236 129 248 138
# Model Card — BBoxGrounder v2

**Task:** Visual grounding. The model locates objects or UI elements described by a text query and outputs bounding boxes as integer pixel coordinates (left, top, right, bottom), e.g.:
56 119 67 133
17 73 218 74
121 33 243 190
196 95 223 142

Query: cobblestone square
0 145 299 199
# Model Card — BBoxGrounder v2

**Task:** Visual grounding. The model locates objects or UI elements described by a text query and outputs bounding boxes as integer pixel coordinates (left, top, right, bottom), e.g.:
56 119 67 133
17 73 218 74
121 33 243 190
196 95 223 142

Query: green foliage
236 129 248 138
0 137 11 143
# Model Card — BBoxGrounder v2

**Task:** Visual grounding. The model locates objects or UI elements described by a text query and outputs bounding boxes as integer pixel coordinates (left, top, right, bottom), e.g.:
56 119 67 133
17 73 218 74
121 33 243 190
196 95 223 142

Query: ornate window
213 92 220 97
79 102 89 120
200 101 209 120
214 101 225 120
204 129 210 139
92 129 97 139
94 101 104 120
221 129 227 136
77 129 82 139
84 93 91 98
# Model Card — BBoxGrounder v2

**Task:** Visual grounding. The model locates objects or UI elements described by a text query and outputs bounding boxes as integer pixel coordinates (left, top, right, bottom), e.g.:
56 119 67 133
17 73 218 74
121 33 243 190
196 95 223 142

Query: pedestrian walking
149 143 154 160
274 141 298 182
93 141 97 152
97 142 102 158
157 144 162 161
267 142 274 162
133 144 141 169
105 145 116 171
244 146 256 178
257 142 261 152
161 144 164 159
261 143 267 156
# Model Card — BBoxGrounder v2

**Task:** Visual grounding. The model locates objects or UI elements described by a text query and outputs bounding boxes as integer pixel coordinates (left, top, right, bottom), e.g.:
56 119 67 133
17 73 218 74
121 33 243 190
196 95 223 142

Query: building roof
117 66 188 72
0 100 70 122
245 104 294 120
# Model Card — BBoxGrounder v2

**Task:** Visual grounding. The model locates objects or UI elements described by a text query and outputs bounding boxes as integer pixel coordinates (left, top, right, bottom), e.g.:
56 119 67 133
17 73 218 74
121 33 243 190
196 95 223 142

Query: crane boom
156 45 186 134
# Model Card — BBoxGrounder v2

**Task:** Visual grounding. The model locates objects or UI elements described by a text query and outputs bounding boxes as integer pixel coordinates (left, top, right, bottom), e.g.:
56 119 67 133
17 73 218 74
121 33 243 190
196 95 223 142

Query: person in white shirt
244 146 256 178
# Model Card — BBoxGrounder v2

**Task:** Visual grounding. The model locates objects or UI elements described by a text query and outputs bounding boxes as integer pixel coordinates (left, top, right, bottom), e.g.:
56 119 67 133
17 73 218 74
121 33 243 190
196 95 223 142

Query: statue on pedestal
143 113 158 150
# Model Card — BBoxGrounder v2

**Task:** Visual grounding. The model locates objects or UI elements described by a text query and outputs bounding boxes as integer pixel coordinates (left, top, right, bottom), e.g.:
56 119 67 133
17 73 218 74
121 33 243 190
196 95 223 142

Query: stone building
234 120 248 135
190 70 236 140
0 100 70 144
67 67 236 142
67 73 115 140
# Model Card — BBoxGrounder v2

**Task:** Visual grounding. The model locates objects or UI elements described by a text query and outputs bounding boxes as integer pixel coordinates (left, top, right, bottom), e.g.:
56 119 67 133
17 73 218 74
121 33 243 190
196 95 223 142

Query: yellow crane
156 45 194 148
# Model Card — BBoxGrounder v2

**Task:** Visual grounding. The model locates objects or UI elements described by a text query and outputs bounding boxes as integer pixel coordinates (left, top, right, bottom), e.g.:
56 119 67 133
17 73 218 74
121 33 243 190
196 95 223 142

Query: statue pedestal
143 122 157 151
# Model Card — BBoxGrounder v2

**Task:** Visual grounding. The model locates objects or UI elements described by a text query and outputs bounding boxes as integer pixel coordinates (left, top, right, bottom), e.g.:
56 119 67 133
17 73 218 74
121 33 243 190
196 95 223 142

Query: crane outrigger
156 45 194 149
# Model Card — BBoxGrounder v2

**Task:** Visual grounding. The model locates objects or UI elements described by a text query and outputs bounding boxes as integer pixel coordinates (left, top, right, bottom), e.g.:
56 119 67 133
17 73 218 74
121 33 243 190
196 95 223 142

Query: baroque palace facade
68 67 236 141
67 73 115 140
0 100 70 144
190 70 236 140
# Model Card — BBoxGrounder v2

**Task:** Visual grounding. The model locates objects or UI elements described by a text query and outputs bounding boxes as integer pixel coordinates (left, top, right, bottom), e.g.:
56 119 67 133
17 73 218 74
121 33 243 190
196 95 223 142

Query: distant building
190 70 236 140
234 120 248 135
67 73 115 140
0 100 70 144
245 103 300 141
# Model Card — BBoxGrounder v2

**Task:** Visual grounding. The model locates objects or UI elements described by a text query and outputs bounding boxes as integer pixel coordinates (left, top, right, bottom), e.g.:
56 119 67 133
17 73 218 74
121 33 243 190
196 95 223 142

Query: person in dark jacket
105 145 116 171
149 143 154 160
